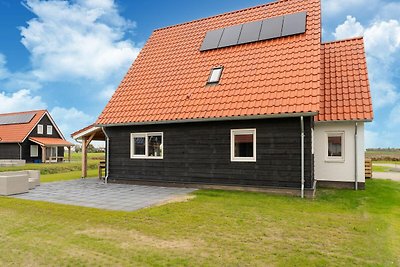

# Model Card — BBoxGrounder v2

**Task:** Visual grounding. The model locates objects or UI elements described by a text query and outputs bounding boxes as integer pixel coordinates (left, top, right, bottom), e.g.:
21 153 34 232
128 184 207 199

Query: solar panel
238 21 263 45
200 28 224 51
0 112 35 126
259 16 284 41
281 12 307 37
200 11 307 51
218 24 242 48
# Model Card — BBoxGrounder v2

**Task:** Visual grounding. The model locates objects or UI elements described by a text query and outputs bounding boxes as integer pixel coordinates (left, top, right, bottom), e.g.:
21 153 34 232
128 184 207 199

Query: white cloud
98 84 116 101
0 53 9 80
0 89 47 113
20 0 141 82
333 16 364 39
50 106 94 140
389 104 400 125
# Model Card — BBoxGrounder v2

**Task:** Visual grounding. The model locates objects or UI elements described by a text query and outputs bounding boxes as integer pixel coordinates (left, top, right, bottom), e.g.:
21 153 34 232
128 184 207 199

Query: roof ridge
0 109 47 116
154 0 283 32
322 36 364 45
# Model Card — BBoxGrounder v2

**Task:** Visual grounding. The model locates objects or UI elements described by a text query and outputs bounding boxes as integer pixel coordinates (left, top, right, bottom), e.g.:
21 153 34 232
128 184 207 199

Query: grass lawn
0 179 399 266
40 169 98 183
373 165 393 172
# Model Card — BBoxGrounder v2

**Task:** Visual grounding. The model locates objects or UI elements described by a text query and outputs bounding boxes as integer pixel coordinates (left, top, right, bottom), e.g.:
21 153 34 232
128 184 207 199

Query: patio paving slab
12 179 196 211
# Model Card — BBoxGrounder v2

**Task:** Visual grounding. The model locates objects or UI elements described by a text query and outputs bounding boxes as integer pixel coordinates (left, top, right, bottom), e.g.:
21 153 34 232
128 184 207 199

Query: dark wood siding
106 117 313 189
30 114 62 139
0 143 20 159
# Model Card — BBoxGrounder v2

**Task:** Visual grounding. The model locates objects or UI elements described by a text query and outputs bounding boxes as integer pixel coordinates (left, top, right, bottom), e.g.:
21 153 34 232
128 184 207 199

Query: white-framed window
47 125 53 135
326 132 345 162
130 132 163 159
37 124 43 134
207 66 223 84
30 145 38 157
231 129 256 162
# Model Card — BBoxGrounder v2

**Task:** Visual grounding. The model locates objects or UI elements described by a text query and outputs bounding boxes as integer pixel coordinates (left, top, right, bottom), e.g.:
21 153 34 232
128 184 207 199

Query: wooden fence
365 158 372 179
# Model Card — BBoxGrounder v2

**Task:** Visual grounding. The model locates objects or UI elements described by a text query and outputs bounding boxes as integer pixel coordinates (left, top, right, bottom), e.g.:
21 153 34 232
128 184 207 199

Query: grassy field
373 165 393 172
0 179 399 266
0 153 104 181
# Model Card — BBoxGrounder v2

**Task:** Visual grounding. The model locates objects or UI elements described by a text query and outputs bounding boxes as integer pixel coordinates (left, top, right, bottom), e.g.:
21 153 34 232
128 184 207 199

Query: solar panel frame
259 16 284 41
238 20 263 45
218 24 243 48
0 113 35 126
200 28 225 51
281 12 307 37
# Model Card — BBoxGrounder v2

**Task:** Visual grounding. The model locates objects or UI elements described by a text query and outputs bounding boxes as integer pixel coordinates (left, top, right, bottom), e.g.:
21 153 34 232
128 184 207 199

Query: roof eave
96 112 318 127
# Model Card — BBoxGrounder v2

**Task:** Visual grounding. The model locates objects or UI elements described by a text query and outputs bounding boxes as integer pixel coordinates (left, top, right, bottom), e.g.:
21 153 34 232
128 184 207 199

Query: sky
0 0 399 148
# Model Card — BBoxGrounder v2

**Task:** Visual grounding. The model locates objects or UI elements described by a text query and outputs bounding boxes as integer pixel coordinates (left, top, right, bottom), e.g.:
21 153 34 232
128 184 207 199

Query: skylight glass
208 67 223 84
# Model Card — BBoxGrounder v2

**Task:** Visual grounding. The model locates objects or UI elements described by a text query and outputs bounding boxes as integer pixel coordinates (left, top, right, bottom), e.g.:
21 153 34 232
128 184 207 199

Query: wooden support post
41 146 46 163
82 137 87 178
68 146 71 162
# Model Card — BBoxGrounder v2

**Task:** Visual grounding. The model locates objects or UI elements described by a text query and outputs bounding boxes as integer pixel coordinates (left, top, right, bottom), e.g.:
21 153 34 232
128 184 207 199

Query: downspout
300 116 305 198
102 127 110 184
354 122 358 190
17 143 22 160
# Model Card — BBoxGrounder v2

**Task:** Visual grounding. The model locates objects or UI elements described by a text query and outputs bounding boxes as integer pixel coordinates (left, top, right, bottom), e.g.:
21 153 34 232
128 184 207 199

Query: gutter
354 122 358 190
96 112 318 127
300 116 305 198
17 143 22 160
101 127 110 184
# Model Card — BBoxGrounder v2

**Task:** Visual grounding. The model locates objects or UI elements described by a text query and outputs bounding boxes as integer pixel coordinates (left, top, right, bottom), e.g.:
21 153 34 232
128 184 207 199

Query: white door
46 147 58 163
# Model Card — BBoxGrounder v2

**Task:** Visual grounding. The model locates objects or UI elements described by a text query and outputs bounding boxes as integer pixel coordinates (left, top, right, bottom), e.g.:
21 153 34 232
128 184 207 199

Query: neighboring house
0 110 73 163
78 0 373 195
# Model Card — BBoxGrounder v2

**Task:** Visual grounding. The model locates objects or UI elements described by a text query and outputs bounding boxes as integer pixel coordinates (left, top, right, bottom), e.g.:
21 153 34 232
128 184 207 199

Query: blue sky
0 0 399 147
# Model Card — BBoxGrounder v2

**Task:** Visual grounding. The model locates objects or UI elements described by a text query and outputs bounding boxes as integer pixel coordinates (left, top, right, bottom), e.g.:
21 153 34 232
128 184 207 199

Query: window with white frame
231 129 256 162
207 67 223 84
326 132 344 161
30 145 38 157
131 132 163 159
37 124 43 134
47 125 53 135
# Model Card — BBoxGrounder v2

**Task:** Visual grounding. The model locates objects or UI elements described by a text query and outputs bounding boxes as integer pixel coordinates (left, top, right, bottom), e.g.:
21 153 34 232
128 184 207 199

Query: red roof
97 0 322 125
96 0 373 126
0 110 47 143
29 137 73 147
317 37 373 121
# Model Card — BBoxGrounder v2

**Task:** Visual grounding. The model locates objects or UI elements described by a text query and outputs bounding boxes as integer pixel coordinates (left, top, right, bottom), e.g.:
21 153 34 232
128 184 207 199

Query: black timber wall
0 143 20 160
105 117 313 189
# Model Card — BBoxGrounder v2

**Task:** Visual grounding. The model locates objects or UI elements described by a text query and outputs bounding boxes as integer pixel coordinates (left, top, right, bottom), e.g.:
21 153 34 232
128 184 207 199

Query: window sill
131 156 163 160
231 158 256 162
325 158 345 163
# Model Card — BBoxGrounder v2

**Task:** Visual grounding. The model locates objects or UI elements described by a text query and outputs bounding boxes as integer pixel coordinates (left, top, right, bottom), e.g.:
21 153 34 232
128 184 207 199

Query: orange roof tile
0 110 47 143
317 37 373 121
97 0 322 125
29 137 73 147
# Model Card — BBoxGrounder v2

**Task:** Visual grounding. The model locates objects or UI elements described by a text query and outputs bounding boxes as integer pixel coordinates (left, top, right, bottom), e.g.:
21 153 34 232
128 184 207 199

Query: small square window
37 124 43 134
326 132 344 162
47 125 53 135
207 67 223 84
231 129 256 162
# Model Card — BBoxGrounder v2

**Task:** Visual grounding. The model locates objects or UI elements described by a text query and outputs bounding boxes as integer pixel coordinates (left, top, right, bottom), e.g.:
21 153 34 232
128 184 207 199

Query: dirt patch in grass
155 194 196 207
76 228 196 250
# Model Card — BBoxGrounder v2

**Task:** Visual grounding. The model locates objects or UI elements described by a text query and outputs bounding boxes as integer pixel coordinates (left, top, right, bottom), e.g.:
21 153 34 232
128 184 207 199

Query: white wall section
314 121 365 183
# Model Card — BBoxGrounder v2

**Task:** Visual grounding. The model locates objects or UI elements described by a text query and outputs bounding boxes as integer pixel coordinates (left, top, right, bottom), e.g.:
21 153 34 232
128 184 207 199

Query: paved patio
12 179 196 211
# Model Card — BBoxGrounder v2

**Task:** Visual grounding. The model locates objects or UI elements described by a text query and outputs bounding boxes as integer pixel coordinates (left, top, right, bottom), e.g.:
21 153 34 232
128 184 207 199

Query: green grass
41 169 99 183
0 179 399 266
67 152 105 162
373 165 393 172
0 161 100 175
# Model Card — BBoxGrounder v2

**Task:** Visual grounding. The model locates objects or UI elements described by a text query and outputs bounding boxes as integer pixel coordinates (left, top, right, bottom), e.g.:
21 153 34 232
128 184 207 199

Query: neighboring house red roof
317 37 373 121
96 0 373 126
97 0 322 125
0 110 47 143
29 137 73 147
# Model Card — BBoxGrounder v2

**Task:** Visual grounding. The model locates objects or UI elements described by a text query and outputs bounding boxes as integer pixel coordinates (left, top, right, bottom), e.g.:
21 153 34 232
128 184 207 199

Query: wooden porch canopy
29 137 74 163
71 124 105 178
